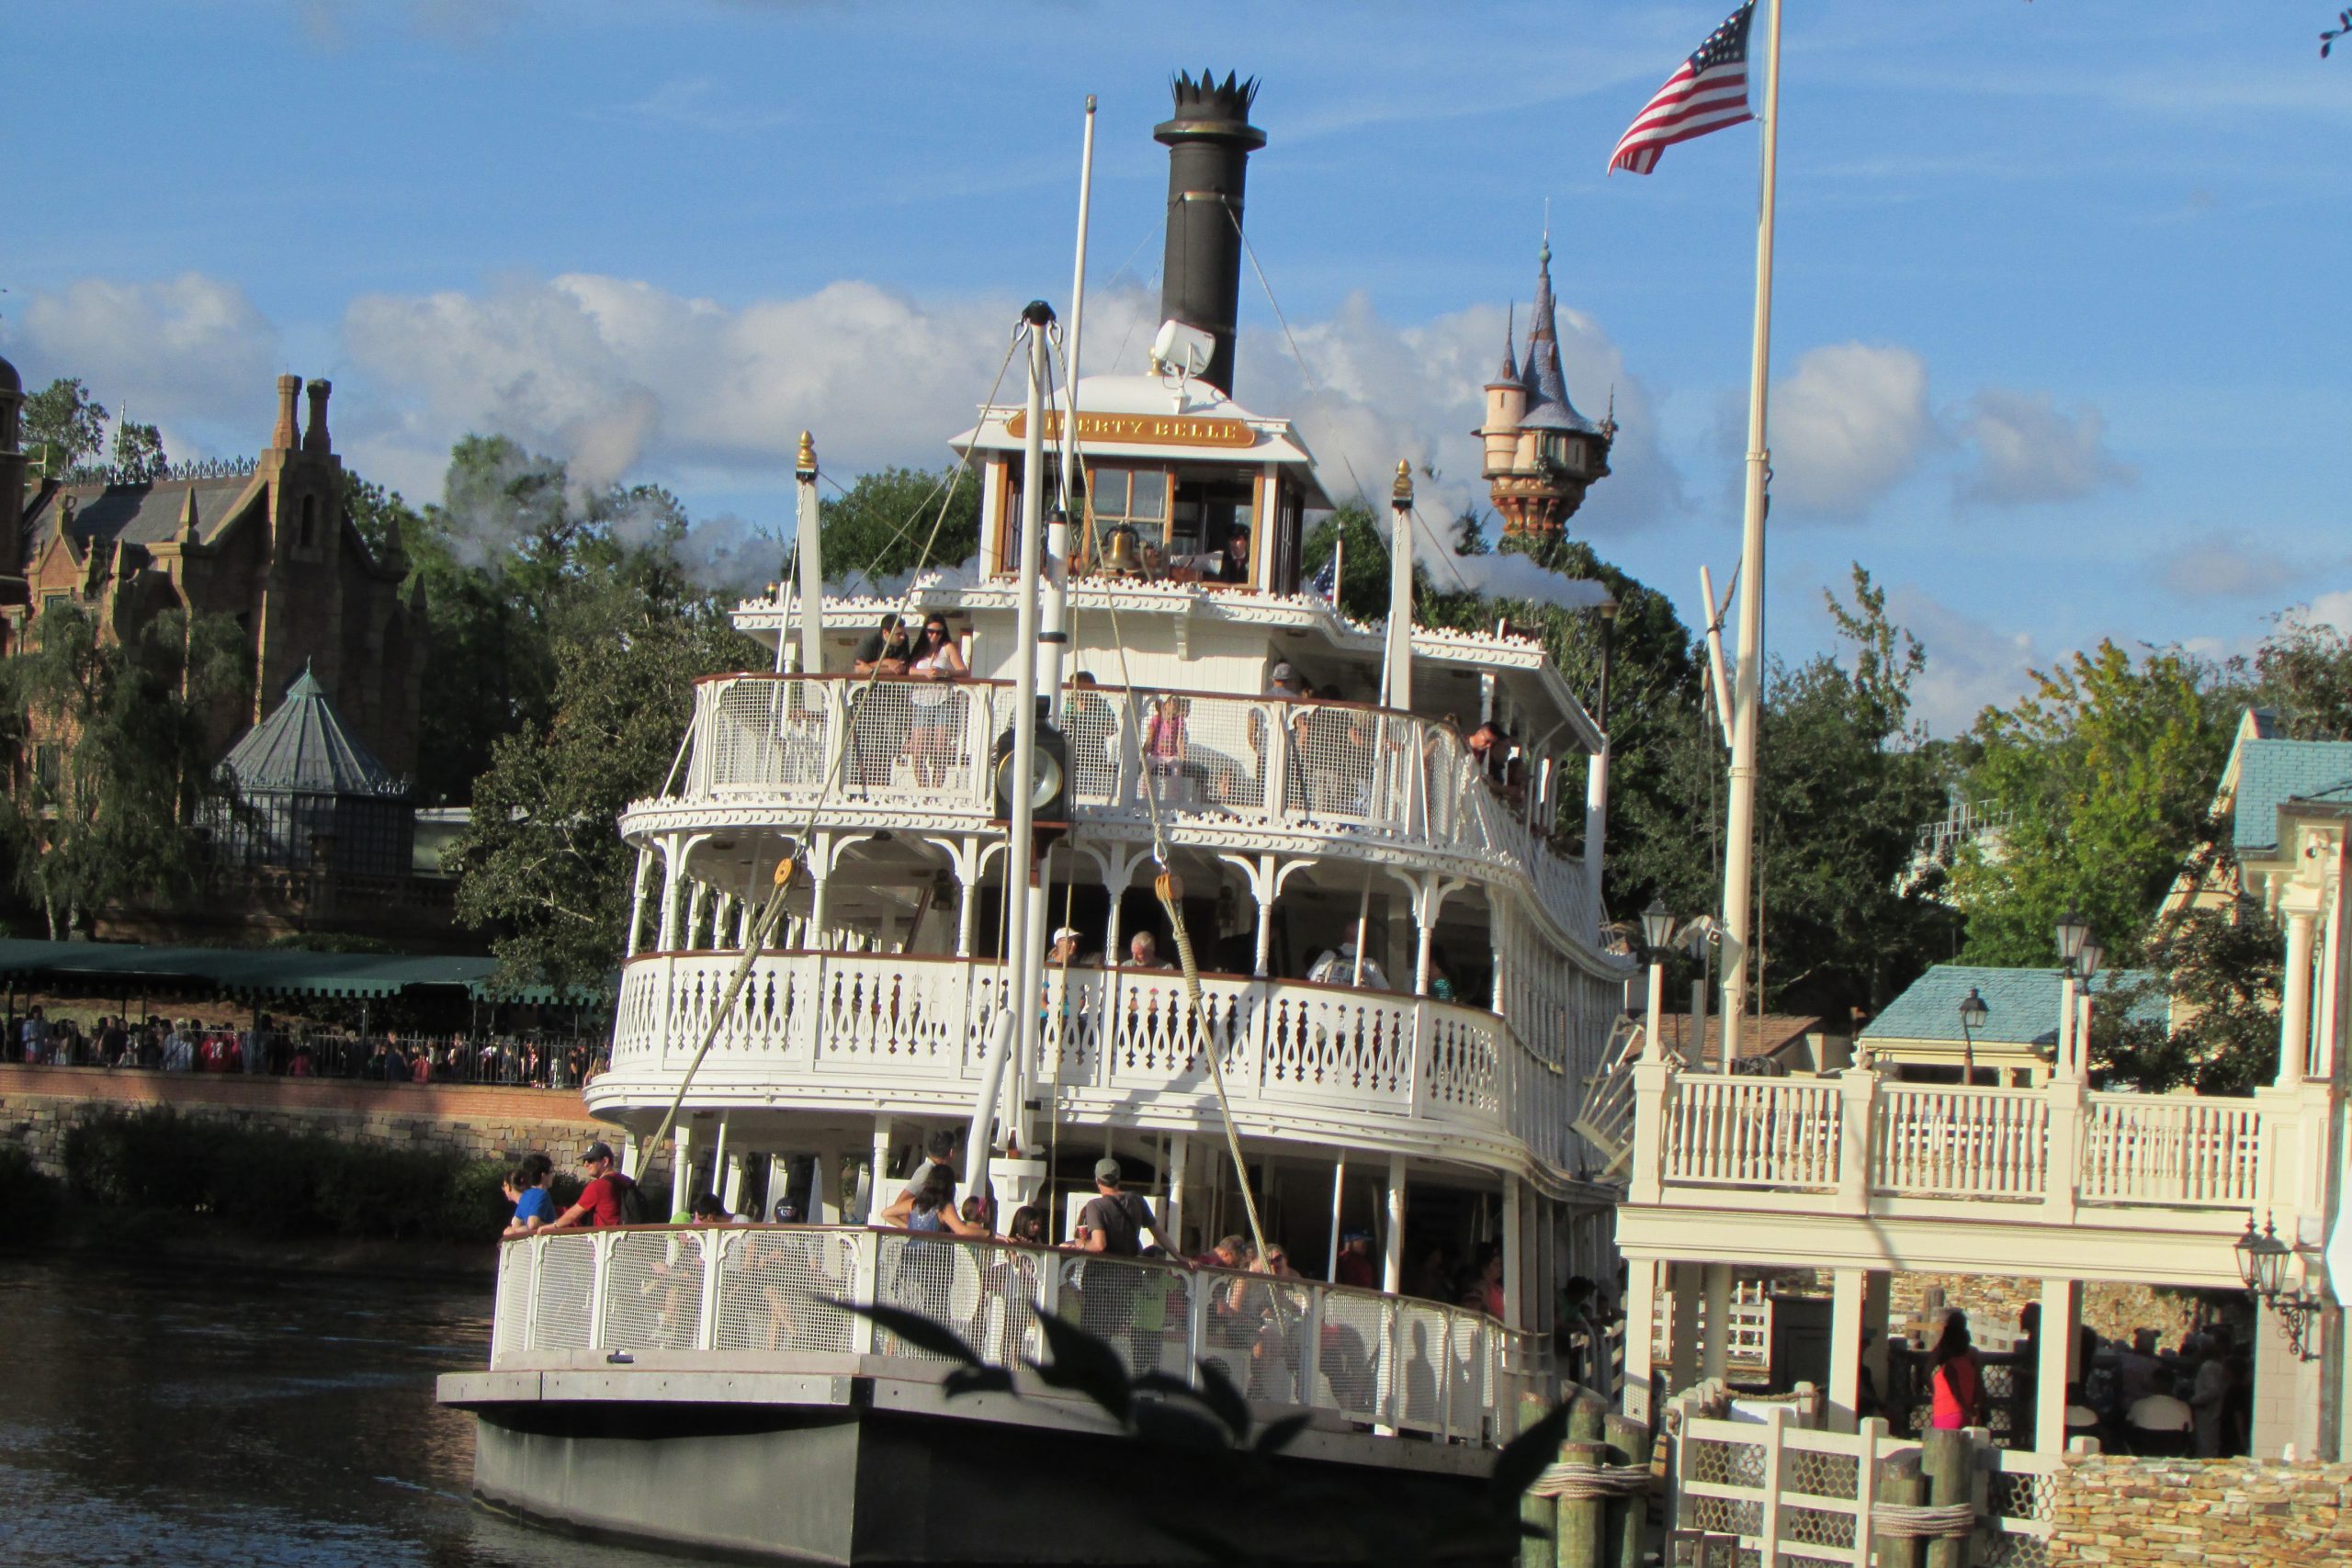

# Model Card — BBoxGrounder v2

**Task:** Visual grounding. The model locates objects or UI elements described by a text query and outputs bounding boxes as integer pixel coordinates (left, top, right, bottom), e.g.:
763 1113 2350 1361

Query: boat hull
449 1373 1495 1565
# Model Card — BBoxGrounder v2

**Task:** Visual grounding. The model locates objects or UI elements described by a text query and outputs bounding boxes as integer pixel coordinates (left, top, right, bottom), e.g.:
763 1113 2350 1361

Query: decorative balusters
1659 1076 1841 1190
2079 1093 2261 1206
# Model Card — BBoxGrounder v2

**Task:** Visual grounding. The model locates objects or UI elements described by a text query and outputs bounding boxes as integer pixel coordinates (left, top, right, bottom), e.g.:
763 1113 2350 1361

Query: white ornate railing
661 673 1603 945
488 1226 1544 1447
2078 1092 2263 1206
1871 1084 2049 1201
603 952 1565 1165
1660 1075 1842 1190
1631 1067 2303 1240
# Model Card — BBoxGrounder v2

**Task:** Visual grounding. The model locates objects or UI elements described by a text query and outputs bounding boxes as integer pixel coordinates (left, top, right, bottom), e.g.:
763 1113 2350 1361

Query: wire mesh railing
667 672 1602 943
492 1225 1544 1446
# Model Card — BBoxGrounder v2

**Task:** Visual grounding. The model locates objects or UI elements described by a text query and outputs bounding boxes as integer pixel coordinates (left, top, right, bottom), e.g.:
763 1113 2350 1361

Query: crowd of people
11 1004 602 1088
1890 1305 2252 1456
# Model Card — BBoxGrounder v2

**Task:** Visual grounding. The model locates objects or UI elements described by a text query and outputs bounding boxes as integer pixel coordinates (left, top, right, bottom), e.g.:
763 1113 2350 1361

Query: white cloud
1765 344 1934 518
1958 388 2133 506
16 274 278 427
1884 584 2041 737
2157 530 2300 602
337 272 1684 574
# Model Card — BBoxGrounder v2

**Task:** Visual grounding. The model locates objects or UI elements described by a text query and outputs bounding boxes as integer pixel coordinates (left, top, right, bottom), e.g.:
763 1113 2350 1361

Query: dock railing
491 1224 1545 1448
1630 1060 2329 1242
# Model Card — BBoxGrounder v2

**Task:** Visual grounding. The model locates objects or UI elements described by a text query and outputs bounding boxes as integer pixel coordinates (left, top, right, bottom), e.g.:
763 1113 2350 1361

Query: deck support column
707 1117 729 1209
669 1121 694 1222
655 841 682 951
2282 901 2318 1087
2036 1277 2082 1453
721 1149 746 1213
1701 1263 1733 1384
1382 1154 1408 1296
1622 1258 1657 1424
868 1118 896 1224
626 849 652 957
1668 1263 1700 1394
810 1144 838 1224
1167 1134 1192 1252
1500 1176 1523 1330
1827 1267 1867 1433
768 1154 792 1221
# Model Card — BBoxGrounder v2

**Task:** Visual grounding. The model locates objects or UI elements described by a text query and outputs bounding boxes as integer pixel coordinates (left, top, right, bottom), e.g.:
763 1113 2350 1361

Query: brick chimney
302 378 332 456
272 373 301 451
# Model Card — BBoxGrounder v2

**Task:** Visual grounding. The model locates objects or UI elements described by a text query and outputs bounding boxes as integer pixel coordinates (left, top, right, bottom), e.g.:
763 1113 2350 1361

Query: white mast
794 431 824 677
1384 459 1415 715
1719 0 1783 1033
995 303 1054 1154
1043 96 1096 725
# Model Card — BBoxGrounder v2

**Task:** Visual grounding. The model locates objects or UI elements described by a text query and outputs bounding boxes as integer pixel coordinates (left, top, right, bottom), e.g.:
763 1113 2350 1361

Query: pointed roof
1517 236 1599 435
220 663 408 797
1491 304 1521 385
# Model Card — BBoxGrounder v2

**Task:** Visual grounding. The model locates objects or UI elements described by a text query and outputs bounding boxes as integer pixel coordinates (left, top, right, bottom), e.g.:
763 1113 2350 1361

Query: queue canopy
0 939 604 1005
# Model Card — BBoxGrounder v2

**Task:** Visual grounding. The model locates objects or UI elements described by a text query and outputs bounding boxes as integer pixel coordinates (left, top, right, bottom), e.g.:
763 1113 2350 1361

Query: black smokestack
1154 70 1264 399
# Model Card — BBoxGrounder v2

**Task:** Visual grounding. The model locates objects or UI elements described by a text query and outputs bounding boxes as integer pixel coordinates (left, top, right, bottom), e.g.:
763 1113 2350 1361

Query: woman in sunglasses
906 616 967 788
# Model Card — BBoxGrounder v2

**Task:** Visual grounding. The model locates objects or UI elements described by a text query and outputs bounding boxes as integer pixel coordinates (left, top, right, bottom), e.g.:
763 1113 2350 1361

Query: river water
0 1254 687 1568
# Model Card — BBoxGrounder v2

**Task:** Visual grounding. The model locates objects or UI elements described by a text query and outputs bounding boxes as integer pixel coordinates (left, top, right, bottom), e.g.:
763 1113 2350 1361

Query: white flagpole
1719 0 1782 1037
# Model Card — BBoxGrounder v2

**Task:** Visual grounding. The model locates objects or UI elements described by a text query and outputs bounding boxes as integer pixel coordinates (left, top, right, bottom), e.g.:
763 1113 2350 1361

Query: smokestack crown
1155 71 1264 149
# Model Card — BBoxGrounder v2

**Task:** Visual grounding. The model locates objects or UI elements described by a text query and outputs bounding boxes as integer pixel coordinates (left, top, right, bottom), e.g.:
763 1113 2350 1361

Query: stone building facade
0 360 424 778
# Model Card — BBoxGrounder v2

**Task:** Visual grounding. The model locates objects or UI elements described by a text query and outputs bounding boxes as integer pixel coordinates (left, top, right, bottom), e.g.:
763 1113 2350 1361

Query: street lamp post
2235 1211 2325 1361
2053 909 2091 1083
1641 899 1675 1062
1958 986 1989 1087
2075 938 2104 1082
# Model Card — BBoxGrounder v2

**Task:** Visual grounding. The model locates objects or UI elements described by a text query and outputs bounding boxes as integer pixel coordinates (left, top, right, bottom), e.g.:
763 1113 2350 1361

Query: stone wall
1893 1273 2226 1348
2051 1455 2352 1566
0 1064 613 1180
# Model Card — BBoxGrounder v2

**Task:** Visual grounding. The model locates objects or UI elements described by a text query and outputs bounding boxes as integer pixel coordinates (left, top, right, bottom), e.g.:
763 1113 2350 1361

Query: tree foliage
441 439 756 989
1949 641 2233 968
2249 617 2352 739
110 419 167 480
2098 878 2282 1095
817 464 980 586
0 603 250 938
22 378 109 476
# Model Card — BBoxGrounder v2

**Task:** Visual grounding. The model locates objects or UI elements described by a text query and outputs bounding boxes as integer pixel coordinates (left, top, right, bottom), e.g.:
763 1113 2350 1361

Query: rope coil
1867 1502 1976 1539
1527 1461 1653 1500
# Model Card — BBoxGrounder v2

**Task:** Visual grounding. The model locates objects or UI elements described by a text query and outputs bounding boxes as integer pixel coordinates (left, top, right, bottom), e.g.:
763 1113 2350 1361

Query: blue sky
6 1 2347 731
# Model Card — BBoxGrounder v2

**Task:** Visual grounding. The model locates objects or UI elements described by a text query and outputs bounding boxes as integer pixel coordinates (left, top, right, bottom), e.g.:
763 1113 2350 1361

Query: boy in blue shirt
503 1153 557 1237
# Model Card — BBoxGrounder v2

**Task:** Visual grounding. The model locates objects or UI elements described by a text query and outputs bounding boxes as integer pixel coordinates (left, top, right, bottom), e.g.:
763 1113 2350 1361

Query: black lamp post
2234 1211 2324 1360
1640 899 1674 1061
1957 986 1988 1086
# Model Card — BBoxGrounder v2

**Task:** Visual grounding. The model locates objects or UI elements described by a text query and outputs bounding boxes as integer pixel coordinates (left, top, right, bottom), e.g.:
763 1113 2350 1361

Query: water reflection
0 1256 685 1567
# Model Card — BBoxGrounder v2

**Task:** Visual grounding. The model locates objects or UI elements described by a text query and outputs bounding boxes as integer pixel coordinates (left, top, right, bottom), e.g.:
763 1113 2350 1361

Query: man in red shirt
545 1142 636 1229
1334 1230 1377 1290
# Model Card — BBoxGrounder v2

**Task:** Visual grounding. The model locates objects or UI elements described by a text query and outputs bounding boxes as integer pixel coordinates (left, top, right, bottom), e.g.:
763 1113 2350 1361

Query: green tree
2098 878 2281 1095
111 419 167 480
1949 640 2234 968
2250 616 2352 739
22 378 108 476
818 465 980 586
1451 506 1490 557
0 603 250 938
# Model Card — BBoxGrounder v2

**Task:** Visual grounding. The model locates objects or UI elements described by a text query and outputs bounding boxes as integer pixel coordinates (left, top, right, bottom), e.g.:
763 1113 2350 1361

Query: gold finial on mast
796 430 817 478
1392 458 1414 507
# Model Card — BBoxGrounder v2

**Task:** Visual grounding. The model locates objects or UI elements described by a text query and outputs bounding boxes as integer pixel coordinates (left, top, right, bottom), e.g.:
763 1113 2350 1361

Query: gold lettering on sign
1003 411 1257 449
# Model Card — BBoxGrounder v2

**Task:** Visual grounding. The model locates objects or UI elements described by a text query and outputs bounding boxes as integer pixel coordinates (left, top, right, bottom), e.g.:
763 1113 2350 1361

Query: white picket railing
1635 1068 2294 1238
1871 1084 2049 1201
663 673 1603 944
1651 1278 1775 1371
1660 1076 1842 1190
1671 1407 2062 1567
490 1225 1544 1447
605 951 1555 1159
2078 1092 2263 1206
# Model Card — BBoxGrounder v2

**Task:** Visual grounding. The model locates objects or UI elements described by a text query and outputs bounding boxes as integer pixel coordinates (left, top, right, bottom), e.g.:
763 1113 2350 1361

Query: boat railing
663 672 1601 944
489 1224 1545 1447
605 951 1584 1168
1630 1062 2316 1237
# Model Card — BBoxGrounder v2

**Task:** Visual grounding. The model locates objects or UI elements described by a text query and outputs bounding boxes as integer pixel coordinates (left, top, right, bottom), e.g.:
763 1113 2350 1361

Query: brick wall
2051 1455 2352 1566
0 1063 612 1180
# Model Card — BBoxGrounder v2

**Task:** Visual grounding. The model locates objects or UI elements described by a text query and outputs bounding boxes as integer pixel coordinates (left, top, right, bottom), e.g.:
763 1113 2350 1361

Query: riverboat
439 71 1637 1564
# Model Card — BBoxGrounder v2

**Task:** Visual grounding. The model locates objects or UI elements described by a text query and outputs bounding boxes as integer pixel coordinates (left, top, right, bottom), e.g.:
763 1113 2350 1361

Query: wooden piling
1921 1430 1971 1568
1873 1461 1923 1568
1555 1438 1608 1568
1603 1412 1651 1568
1520 1395 1555 1568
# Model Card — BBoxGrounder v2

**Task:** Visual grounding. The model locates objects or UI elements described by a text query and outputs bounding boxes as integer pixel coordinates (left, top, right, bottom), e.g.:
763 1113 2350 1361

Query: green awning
0 939 606 1004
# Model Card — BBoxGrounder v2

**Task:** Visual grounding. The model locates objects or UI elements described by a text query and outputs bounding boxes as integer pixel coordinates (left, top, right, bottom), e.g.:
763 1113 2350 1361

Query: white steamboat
441 73 1634 1564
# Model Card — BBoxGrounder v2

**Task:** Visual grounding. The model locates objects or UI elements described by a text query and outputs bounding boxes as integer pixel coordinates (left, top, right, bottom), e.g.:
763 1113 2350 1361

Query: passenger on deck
883 1168 991 1236
1334 1230 1376 1290
895 1129 961 1206
502 1153 557 1238
1125 931 1174 971
545 1143 639 1230
1306 942 1389 990
1210 526 1250 584
1928 1312 1987 1430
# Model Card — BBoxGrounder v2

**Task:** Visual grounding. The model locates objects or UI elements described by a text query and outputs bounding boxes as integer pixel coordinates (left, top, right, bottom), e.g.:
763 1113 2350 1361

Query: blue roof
1860 964 2166 1047
2232 739 2352 855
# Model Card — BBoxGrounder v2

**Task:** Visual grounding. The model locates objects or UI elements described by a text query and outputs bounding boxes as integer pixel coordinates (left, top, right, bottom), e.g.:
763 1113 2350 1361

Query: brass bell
1102 524 1140 575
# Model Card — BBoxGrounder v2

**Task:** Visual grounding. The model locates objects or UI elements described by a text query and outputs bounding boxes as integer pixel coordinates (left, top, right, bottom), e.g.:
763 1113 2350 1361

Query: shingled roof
1860 964 2166 1049
220 664 407 797
25 473 263 552
2230 739 2352 856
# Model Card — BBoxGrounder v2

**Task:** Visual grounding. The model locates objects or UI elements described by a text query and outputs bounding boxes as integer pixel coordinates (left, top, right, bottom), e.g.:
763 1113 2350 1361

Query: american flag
1608 3 1757 176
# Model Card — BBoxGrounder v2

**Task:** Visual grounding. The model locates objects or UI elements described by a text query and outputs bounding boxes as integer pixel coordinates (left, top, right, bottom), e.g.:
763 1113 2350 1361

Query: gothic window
300 495 317 550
